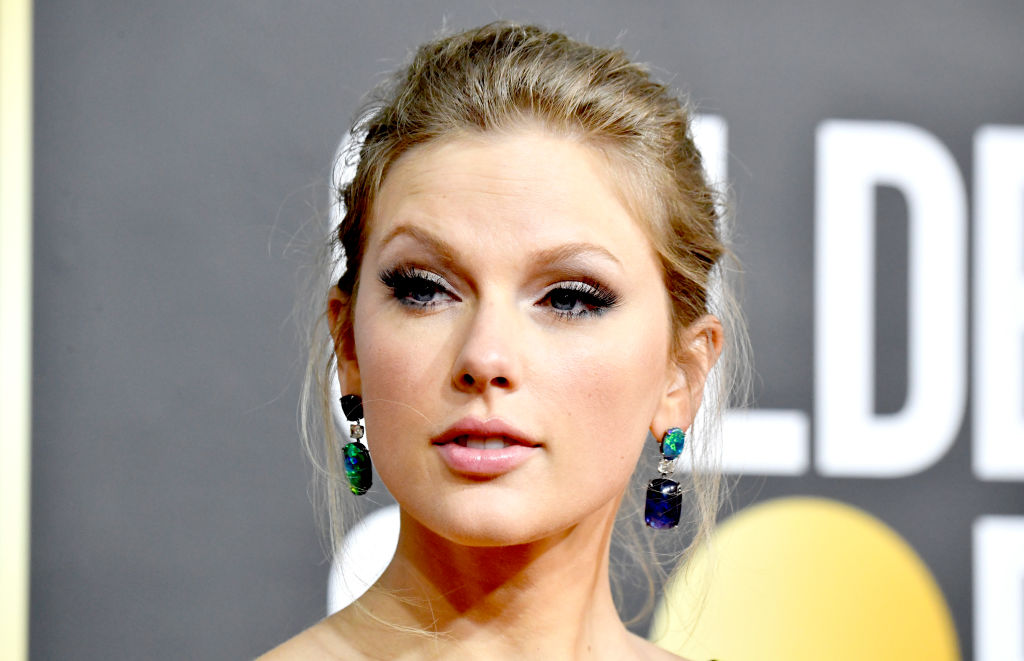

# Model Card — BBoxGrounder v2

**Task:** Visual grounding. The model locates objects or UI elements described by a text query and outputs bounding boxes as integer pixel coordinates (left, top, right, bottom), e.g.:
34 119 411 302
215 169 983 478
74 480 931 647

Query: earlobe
650 315 724 439
327 286 361 395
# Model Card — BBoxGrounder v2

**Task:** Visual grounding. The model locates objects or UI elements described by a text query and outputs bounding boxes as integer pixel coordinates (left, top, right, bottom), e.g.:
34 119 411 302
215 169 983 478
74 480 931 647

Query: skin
262 128 722 661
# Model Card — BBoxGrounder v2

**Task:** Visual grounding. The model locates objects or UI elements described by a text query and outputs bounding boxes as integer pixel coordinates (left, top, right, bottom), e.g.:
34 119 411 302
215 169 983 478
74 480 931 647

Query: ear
651 314 724 439
327 286 361 396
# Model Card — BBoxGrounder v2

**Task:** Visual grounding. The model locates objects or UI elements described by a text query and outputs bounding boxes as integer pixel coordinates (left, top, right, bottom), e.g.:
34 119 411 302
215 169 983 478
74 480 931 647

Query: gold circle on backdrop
649 496 960 660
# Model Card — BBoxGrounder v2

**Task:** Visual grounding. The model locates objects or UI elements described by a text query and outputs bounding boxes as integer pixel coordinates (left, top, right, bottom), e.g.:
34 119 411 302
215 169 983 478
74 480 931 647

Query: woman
265 21 741 660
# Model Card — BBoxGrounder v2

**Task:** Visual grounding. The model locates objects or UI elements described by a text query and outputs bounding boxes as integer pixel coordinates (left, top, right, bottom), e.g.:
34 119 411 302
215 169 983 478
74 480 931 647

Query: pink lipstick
431 417 540 477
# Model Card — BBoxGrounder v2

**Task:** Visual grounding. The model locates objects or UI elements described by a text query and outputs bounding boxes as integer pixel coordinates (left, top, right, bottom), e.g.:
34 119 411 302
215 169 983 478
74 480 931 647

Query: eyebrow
530 242 622 269
377 224 458 267
378 224 622 270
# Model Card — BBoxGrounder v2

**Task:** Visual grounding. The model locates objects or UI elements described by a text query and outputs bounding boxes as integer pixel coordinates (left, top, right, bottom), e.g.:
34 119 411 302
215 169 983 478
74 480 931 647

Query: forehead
366 130 658 263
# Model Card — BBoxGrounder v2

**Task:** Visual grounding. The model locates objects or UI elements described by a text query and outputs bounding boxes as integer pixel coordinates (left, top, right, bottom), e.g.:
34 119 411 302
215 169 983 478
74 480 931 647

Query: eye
378 266 457 309
539 280 619 318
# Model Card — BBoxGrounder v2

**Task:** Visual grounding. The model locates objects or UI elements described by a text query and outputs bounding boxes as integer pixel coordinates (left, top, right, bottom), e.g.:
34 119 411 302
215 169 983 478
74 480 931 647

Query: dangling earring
645 427 685 529
340 394 371 495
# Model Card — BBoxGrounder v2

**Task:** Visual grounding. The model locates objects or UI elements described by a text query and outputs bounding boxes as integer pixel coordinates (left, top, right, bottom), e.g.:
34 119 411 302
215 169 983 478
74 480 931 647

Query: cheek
353 306 443 421
551 316 669 413
350 301 461 499
537 317 671 469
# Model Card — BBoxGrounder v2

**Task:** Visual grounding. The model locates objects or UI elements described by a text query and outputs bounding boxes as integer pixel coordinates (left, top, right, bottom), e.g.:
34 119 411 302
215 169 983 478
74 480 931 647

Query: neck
350 501 636 660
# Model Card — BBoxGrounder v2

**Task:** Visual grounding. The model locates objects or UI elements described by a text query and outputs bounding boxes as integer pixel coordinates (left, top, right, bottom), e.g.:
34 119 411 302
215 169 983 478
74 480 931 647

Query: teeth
464 437 509 450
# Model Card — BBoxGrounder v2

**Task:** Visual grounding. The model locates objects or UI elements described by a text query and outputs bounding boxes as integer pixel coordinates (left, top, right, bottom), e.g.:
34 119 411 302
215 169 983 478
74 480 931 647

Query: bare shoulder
627 632 696 661
256 616 363 661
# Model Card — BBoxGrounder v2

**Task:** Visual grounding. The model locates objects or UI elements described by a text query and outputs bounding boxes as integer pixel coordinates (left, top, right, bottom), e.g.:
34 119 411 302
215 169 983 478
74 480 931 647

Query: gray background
31 1 1023 659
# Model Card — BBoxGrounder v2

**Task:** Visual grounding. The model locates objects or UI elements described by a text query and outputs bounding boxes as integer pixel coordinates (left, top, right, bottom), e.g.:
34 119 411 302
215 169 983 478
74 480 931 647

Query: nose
452 299 521 394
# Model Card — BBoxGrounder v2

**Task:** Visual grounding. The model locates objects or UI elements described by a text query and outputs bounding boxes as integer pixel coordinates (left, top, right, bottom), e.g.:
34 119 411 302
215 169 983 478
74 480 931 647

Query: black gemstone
340 394 363 421
645 478 682 529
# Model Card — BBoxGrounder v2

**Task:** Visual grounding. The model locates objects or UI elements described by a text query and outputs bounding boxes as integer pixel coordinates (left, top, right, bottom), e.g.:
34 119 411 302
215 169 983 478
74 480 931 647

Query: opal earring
645 427 685 529
340 394 371 495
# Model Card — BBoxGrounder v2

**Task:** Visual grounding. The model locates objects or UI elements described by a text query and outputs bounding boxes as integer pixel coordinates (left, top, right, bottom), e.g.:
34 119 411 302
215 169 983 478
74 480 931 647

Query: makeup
431 417 541 478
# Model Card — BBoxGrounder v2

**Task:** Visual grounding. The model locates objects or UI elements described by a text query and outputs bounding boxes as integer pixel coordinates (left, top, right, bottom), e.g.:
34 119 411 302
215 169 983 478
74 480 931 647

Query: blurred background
3 1 1022 658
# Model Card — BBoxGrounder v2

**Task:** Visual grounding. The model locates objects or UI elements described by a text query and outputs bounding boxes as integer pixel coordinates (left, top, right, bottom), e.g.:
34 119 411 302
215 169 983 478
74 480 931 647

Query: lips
431 417 540 477
453 436 516 450
431 417 539 447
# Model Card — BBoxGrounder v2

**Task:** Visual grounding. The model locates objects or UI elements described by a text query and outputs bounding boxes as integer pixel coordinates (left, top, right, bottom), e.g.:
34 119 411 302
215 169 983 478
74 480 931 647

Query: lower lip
434 441 537 477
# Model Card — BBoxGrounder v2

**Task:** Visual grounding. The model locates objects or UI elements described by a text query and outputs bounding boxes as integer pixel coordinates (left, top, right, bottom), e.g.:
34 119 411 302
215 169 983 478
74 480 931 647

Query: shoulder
256 617 363 661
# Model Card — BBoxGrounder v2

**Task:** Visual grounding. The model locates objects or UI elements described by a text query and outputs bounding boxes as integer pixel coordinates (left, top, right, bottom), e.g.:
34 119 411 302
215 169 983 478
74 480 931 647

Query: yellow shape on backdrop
650 497 959 660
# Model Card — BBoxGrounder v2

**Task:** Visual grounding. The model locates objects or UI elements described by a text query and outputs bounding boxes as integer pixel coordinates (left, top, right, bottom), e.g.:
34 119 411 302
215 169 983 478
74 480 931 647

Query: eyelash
377 266 619 318
378 266 456 309
540 280 619 319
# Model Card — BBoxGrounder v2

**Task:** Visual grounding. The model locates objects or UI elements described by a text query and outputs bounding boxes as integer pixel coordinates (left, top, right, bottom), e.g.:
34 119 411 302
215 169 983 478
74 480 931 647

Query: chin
442 518 566 548
401 490 615 550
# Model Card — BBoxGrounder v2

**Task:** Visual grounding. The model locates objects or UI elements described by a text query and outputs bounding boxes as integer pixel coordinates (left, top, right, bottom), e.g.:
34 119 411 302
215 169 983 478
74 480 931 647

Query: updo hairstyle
300 21 746 620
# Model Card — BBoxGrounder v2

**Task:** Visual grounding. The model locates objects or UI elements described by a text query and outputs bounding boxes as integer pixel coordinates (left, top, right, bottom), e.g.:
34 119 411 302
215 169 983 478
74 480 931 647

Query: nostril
492 376 509 387
460 373 476 387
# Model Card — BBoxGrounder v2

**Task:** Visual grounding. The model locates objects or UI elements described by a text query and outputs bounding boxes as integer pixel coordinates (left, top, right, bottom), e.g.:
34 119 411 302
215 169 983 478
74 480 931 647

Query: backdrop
30 1 1024 659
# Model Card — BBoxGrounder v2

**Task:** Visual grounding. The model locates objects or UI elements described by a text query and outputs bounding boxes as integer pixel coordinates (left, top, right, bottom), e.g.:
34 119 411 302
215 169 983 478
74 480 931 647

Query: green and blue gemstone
660 427 685 459
340 394 371 496
343 441 372 495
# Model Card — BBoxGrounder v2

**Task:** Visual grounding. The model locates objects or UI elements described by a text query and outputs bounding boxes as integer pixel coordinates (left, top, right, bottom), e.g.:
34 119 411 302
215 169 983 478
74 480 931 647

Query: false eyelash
378 265 453 307
544 280 620 318
378 264 423 289
551 280 619 307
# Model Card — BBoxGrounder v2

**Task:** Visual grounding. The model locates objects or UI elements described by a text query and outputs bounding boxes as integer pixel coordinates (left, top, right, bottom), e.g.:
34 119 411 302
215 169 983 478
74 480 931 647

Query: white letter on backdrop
973 126 1024 480
815 121 966 476
974 516 1024 661
693 114 810 475
692 114 728 197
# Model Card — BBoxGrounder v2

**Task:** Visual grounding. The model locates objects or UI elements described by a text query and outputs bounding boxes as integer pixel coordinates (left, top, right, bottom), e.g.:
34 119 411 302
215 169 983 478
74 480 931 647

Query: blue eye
378 266 456 308
540 281 619 318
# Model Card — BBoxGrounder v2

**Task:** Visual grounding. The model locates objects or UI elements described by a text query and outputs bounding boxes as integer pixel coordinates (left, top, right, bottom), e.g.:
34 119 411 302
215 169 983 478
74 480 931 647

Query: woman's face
342 129 696 547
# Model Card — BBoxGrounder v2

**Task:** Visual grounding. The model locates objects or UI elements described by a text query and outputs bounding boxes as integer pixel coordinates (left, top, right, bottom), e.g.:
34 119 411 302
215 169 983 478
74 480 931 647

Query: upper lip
431 417 541 447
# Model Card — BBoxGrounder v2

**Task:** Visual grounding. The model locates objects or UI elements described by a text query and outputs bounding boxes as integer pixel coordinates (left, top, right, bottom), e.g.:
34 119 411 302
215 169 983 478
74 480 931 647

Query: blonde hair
299 21 748 624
